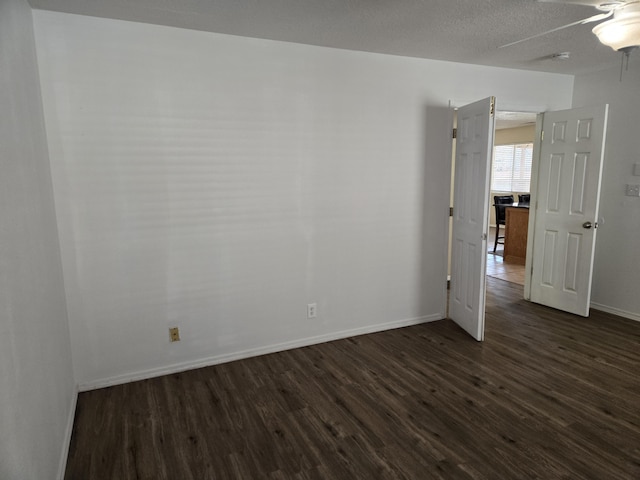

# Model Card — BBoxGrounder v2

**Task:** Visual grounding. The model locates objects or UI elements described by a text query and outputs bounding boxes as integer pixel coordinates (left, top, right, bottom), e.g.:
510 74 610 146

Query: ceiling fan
501 0 640 54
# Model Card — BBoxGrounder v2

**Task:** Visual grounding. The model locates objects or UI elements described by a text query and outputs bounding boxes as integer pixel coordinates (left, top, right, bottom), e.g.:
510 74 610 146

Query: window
491 143 533 192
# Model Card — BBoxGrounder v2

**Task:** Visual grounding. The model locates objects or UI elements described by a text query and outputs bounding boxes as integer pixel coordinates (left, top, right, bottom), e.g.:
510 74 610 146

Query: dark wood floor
65 278 640 479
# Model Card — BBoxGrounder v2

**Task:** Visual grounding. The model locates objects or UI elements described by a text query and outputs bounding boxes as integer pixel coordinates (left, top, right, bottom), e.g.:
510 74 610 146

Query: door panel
529 105 608 316
449 97 495 341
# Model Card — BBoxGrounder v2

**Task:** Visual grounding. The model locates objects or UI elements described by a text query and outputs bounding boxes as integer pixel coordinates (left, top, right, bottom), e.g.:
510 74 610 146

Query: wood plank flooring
65 278 640 479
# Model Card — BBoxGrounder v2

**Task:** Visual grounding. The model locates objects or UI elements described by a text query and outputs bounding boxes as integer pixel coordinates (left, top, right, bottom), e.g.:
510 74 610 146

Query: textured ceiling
28 0 627 75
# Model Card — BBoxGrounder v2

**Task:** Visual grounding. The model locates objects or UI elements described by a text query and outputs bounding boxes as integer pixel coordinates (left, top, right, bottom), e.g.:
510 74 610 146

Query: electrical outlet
169 327 180 342
625 184 640 197
307 303 317 319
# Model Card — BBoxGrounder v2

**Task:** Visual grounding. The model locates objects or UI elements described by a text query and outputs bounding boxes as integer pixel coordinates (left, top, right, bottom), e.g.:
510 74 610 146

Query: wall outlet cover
625 184 640 197
169 327 180 342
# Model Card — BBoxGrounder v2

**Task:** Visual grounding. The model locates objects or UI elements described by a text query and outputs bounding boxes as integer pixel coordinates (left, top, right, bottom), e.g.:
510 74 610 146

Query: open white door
528 105 608 316
449 97 495 341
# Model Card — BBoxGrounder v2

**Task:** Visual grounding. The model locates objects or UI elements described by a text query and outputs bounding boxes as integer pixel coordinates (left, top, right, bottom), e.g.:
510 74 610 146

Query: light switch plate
625 184 640 197
634 163 640 176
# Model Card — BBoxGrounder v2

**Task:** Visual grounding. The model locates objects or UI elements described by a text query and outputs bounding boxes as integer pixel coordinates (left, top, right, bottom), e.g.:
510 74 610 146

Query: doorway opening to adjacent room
486 111 537 286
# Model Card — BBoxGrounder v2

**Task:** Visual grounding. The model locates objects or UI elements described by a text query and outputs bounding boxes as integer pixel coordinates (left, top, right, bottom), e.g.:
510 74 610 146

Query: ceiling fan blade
499 12 612 48
538 0 615 6
537 0 625 10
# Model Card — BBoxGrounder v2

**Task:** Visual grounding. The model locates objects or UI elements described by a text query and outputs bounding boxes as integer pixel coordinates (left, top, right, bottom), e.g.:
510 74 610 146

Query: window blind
491 143 533 192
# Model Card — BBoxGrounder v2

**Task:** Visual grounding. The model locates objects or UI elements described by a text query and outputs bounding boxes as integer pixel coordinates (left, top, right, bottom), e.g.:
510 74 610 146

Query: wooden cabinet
504 207 529 265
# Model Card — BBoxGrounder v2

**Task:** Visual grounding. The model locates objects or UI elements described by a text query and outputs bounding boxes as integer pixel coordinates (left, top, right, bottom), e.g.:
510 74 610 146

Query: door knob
582 221 593 229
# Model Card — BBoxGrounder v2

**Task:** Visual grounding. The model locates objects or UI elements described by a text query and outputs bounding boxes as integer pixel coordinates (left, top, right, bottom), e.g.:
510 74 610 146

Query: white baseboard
590 302 640 323
79 313 443 392
57 386 78 480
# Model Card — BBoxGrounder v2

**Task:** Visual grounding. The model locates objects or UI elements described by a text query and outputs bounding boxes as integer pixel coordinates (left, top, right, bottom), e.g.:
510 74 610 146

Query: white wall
573 61 640 320
0 1 75 479
34 11 574 389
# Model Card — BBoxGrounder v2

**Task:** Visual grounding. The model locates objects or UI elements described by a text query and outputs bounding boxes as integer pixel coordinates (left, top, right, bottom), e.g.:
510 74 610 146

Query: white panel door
529 105 608 316
449 97 495 341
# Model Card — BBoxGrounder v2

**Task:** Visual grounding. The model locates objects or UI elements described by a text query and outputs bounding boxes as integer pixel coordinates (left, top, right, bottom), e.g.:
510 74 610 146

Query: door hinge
482 233 487 241
452 128 457 139
541 130 544 142
490 97 495 117
449 206 453 216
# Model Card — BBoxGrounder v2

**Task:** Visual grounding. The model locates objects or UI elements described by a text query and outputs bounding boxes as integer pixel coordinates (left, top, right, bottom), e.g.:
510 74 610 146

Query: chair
518 194 530 204
493 195 514 253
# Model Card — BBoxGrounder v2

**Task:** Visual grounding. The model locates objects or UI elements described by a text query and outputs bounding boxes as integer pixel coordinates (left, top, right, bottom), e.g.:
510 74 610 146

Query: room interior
2 0 640 478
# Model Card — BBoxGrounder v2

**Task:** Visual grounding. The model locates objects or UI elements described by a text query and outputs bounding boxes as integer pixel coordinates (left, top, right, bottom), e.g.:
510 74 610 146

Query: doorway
486 111 537 286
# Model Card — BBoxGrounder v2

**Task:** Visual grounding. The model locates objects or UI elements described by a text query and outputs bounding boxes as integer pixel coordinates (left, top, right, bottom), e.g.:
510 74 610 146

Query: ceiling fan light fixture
592 3 640 51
